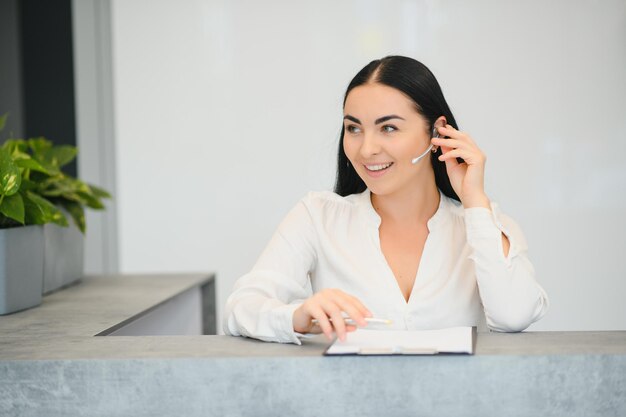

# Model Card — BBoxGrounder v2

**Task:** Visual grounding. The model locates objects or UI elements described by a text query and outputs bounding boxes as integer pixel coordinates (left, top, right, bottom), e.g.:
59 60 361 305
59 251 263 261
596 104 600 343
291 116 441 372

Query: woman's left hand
431 125 491 209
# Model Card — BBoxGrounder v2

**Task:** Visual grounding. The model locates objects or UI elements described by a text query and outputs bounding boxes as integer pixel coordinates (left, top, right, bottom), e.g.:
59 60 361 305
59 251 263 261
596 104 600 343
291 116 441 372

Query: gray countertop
1 273 625 359
1 274 625 417
0 273 216 359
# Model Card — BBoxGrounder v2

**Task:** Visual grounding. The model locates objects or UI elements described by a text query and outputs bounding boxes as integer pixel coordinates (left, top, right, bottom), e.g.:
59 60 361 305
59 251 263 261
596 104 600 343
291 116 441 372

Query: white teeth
366 162 393 171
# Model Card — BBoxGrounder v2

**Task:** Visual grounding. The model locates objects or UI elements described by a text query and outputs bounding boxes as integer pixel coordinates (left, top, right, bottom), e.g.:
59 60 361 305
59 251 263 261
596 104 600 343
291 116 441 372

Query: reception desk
0 273 624 417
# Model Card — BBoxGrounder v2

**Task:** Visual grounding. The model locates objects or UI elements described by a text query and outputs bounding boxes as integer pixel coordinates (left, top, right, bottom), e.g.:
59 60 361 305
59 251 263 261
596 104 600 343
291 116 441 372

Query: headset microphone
411 126 439 165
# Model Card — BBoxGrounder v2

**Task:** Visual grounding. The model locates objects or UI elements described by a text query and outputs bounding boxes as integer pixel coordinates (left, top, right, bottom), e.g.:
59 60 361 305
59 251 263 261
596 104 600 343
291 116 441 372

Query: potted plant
0 114 111 314
0 114 67 314
27 136 111 294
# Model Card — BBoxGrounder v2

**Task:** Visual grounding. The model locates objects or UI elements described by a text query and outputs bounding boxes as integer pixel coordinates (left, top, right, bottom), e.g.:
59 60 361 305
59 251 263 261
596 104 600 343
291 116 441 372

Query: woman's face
343 83 434 197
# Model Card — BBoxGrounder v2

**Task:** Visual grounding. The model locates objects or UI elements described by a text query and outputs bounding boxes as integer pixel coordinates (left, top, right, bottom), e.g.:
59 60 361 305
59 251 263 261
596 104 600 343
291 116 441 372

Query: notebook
324 326 476 355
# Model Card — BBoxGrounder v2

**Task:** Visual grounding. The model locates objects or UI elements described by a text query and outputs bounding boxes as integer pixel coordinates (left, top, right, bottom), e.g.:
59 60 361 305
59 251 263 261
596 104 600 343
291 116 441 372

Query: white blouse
224 189 549 344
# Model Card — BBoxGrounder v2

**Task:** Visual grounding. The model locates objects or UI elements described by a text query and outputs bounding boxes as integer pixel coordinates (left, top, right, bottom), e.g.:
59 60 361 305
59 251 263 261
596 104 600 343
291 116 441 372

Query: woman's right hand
293 288 372 341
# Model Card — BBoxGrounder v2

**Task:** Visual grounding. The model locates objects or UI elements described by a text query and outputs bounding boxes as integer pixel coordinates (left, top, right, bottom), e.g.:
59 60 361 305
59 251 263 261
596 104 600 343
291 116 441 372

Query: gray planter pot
43 222 84 295
0 225 44 315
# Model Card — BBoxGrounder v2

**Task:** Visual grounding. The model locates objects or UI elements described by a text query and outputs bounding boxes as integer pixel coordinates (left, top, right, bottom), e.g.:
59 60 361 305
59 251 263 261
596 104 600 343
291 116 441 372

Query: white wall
109 0 626 332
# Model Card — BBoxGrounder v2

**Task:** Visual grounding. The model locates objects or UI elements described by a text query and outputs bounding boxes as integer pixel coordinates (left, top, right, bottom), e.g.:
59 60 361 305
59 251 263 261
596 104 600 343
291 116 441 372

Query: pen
311 317 392 326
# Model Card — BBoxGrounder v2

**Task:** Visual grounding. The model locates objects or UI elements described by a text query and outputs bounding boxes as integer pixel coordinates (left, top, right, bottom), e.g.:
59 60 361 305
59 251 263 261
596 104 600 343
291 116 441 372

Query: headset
411 126 439 165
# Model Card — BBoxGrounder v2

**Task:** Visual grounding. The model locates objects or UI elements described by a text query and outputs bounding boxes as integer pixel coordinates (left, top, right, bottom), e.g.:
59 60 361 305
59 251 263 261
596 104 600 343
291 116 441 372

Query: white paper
325 326 474 355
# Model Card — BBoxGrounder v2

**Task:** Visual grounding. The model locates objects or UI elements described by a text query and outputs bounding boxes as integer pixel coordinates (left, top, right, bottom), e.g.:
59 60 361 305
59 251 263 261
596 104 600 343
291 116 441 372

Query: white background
99 0 626 332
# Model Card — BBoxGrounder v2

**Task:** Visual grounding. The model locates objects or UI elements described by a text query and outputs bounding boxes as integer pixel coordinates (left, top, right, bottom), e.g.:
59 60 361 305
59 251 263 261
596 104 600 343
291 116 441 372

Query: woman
224 55 549 344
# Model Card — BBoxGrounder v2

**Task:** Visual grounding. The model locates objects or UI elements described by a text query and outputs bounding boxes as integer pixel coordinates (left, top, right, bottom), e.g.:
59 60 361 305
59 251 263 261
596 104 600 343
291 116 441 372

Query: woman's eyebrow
374 115 405 124
343 115 361 124
343 114 405 124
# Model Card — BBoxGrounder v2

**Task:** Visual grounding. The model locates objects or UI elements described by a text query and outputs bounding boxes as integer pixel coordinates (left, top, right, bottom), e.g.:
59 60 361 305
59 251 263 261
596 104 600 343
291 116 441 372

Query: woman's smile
363 162 394 177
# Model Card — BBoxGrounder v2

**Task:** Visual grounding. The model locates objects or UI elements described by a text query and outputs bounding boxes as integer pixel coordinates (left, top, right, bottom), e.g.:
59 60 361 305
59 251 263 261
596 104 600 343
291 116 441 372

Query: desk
0 274 624 417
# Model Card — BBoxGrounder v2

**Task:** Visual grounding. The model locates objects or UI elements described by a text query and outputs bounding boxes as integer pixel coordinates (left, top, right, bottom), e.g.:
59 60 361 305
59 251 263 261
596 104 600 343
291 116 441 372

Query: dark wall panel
0 0 24 138
20 0 77 176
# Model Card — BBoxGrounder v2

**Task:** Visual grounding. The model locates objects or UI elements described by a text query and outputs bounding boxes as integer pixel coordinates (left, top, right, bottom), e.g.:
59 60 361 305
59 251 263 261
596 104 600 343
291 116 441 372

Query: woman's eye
346 125 362 134
382 125 397 133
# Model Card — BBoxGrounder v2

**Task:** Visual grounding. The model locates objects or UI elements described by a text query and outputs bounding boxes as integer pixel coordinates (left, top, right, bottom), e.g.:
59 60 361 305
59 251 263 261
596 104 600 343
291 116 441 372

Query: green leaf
11 150 31 161
38 177 106 209
28 169 54 185
23 191 68 227
76 190 105 209
27 137 52 156
89 183 112 199
2 139 28 155
0 148 21 196
32 160 60 176
15 158 52 174
50 191 96 209
42 145 77 169
0 113 7 131
0 193 25 224
38 176 76 196
27 138 61 175
19 178 38 192
59 199 85 233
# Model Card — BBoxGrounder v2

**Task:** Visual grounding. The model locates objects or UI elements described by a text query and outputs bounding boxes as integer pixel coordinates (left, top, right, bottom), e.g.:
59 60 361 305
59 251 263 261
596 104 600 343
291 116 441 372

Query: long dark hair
334 55 460 202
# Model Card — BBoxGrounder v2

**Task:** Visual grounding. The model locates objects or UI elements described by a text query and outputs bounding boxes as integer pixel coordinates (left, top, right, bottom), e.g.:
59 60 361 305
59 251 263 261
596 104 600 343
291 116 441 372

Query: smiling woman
224 56 549 344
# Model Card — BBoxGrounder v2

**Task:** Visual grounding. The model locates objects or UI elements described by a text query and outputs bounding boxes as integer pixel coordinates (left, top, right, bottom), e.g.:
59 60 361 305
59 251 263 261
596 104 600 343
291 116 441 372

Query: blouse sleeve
464 203 549 332
223 196 317 344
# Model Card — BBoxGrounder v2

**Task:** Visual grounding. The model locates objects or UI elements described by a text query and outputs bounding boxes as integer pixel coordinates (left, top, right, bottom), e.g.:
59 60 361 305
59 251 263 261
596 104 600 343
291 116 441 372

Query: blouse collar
354 188 451 231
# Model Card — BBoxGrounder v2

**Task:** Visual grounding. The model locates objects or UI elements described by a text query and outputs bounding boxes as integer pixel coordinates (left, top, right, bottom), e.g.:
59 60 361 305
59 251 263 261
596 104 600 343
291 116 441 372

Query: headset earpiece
411 124 442 164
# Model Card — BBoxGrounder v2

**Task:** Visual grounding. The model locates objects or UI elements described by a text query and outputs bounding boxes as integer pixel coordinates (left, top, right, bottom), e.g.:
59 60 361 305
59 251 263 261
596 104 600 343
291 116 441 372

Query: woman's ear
431 116 447 152
435 116 447 130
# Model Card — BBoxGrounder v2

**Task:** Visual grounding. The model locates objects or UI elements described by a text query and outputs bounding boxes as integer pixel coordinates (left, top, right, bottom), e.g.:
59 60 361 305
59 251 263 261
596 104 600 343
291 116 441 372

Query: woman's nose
359 132 381 158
